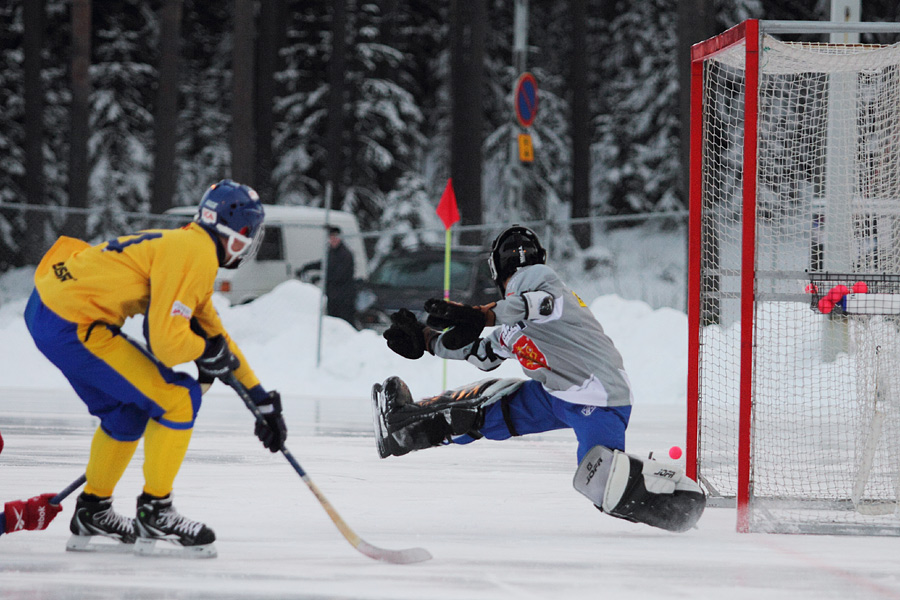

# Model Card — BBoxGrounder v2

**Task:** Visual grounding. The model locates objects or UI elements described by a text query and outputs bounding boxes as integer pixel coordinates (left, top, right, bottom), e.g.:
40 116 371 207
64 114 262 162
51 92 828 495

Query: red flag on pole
436 179 460 229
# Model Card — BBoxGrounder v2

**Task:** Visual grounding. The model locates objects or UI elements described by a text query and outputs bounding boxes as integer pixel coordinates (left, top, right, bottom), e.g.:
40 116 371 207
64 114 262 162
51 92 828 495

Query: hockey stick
50 473 88 505
221 373 432 564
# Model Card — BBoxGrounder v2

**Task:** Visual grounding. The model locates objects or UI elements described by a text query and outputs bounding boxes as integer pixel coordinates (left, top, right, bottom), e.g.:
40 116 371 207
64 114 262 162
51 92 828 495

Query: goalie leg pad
573 445 706 533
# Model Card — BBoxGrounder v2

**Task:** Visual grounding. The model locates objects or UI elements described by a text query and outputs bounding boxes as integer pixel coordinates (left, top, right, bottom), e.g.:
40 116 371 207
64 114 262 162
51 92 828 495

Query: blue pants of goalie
451 380 631 463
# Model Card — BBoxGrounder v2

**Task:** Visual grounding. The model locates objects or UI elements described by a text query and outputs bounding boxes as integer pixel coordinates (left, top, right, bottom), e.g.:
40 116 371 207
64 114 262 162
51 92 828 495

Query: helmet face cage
196 179 266 269
488 225 546 290
218 221 266 267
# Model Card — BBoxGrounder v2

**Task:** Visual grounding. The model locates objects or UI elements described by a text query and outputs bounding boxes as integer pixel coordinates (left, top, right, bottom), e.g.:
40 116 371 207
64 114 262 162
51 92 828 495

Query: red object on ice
668 446 683 460
852 281 868 294
804 283 818 294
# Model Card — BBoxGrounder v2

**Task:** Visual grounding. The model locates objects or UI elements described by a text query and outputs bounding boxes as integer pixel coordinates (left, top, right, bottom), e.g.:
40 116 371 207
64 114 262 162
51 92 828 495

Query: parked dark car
356 246 499 332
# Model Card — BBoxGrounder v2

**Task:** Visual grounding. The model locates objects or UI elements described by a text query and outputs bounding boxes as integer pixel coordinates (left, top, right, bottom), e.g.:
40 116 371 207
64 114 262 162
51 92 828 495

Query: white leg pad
572 445 621 508
574 445 706 532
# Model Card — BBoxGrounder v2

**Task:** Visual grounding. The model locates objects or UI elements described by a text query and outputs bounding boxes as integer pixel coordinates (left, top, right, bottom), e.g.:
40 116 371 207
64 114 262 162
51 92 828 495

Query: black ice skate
134 492 217 558
66 492 136 553
371 376 415 458
371 376 521 459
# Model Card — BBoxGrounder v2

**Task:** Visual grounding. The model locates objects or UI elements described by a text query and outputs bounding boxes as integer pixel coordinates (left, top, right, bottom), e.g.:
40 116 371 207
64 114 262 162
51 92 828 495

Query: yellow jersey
33 223 261 388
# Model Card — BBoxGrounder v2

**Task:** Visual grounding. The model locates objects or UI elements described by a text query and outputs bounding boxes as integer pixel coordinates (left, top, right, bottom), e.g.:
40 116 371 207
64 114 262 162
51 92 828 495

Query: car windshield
369 255 475 289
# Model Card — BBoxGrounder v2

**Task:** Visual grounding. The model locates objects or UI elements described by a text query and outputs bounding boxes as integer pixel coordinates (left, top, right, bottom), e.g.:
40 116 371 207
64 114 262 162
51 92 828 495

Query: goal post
688 19 900 535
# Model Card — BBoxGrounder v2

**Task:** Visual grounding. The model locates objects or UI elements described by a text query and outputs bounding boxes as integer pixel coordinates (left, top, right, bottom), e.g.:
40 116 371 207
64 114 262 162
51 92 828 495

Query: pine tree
593 0 681 216
0 2 25 271
87 0 157 237
175 0 231 205
275 0 432 237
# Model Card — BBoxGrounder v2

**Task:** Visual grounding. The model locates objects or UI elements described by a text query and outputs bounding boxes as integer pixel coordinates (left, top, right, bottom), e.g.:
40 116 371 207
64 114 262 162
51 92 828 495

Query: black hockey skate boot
67 492 136 552
135 492 217 558
372 376 415 458
371 376 495 459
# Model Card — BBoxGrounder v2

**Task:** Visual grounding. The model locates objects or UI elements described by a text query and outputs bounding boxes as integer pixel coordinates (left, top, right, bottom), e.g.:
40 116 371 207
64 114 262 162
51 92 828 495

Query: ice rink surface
2 387 899 600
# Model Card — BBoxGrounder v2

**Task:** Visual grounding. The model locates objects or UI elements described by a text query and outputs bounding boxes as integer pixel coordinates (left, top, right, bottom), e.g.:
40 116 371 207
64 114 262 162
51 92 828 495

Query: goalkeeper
374 225 705 533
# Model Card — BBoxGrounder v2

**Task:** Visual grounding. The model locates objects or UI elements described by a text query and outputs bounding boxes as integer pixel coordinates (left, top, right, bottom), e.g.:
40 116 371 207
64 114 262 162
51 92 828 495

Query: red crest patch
512 336 549 371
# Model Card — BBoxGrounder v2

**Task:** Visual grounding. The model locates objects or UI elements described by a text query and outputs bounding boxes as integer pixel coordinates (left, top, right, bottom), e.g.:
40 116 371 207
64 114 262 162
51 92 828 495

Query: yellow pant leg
142 419 193 498
80 323 201 436
84 427 139 498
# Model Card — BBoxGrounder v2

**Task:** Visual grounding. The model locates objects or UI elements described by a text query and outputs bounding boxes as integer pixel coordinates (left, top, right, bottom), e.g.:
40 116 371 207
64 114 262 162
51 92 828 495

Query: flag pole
435 179 460 390
442 226 452 389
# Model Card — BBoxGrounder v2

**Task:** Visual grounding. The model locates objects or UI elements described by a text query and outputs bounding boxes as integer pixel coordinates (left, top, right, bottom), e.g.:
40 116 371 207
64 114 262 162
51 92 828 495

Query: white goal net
689 20 900 534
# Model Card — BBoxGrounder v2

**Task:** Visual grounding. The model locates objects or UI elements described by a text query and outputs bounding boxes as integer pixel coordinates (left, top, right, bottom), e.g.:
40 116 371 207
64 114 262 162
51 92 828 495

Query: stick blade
355 540 433 564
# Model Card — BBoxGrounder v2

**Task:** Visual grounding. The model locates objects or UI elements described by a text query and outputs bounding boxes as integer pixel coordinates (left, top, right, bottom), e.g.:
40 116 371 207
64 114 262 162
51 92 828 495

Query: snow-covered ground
1 273 899 599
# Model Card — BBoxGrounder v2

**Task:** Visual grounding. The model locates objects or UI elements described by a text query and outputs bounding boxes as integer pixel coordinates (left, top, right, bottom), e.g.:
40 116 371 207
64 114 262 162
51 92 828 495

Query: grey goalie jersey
433 263 633 408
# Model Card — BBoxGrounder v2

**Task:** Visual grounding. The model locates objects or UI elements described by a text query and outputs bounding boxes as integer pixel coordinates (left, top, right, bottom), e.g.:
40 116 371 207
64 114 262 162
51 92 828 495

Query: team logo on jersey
581 405 596 416
171 300 193 320
52 262 76 282
511 336 549 371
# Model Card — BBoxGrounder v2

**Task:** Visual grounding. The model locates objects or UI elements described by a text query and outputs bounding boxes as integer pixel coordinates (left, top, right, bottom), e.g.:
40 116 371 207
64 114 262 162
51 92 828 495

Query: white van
165 204 367 305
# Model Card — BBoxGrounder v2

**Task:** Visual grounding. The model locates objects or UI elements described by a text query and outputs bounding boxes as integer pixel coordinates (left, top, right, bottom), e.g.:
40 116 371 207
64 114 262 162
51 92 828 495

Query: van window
256 226 283 261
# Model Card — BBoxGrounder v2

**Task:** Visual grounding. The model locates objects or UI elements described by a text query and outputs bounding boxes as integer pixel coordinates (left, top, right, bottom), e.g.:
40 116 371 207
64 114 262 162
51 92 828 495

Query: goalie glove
383 309 428 359
424 299 496 350
4 493 63 533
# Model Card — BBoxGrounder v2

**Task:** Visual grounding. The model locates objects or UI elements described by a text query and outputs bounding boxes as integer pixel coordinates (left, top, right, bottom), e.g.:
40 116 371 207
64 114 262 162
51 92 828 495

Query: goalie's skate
371 376 414 459
66 492 136 554
134 493 217 558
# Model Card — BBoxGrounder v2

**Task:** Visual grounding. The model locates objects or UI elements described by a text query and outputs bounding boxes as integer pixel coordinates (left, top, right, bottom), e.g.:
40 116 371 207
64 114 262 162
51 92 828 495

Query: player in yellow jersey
24 180 286 557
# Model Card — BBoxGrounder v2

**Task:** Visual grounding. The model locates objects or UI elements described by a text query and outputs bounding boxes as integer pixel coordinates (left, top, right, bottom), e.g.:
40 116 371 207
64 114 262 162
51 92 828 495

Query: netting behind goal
688 20 900 535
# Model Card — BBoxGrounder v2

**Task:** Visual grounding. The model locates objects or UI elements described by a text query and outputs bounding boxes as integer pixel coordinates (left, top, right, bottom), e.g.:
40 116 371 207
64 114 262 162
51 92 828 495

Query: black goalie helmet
488 225 547 292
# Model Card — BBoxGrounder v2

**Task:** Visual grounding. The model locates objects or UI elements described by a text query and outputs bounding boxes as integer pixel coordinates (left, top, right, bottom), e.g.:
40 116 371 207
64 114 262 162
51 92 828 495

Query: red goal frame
687 19 760 533
686 19 900 534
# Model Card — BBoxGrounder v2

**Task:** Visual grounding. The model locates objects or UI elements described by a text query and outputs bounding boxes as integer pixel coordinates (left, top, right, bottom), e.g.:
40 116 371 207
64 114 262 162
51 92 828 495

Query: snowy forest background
2 0 900 278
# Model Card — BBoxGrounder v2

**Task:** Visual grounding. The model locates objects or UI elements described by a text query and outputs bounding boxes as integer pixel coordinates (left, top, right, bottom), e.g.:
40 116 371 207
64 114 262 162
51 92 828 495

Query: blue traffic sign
515 72 538 128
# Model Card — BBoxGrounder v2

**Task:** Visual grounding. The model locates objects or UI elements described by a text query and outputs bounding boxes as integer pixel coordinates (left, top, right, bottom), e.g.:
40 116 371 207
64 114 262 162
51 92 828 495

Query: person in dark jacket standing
301 227 357 326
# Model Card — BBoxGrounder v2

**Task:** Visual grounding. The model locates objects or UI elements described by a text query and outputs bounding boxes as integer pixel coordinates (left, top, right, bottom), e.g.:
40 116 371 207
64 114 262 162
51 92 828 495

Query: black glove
195 363 216 386
196 335 240 380
383 309 426 359
424 299 488 350
254 391 287 452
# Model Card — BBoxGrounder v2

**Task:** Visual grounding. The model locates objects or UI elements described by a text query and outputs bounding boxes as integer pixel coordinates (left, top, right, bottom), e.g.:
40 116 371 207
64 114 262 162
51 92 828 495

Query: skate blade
134 537 217 559
66 534 135 554
371 383 390 459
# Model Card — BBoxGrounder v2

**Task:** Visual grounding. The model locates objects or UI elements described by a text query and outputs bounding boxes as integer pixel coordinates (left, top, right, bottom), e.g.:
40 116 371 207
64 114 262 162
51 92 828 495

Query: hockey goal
688 19 900 534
